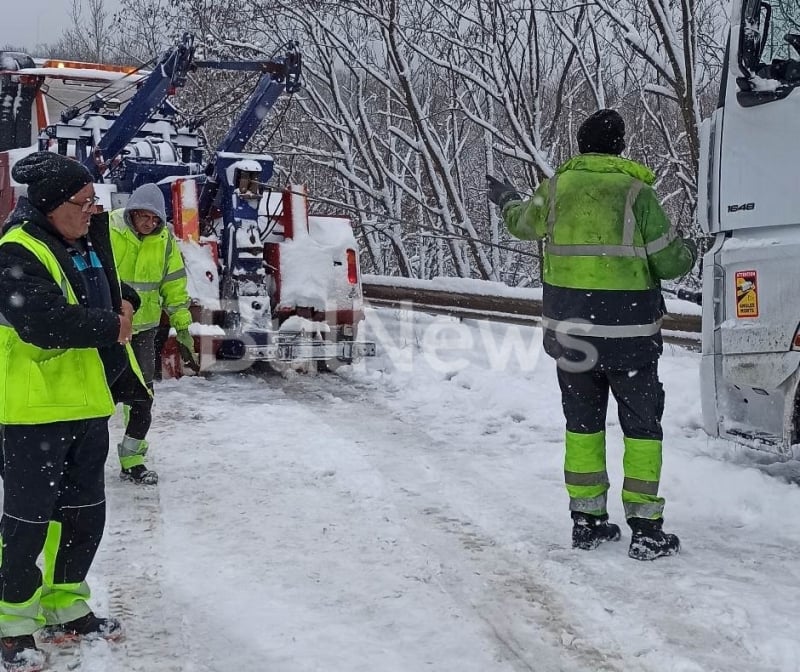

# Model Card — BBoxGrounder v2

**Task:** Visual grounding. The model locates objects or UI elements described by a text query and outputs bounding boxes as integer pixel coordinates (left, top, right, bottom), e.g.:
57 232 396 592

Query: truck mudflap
197 330 376 369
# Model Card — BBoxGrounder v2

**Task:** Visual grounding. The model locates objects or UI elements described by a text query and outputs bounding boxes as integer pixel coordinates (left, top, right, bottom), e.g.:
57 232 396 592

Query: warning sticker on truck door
735 270 759 318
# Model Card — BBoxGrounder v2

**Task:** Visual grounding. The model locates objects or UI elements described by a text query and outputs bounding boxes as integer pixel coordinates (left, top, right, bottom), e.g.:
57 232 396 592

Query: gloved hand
681 236 698 266
486 174 521 209
175 330 199 372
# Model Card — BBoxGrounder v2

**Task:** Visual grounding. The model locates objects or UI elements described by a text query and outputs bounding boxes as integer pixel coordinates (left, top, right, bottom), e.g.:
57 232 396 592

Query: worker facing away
488 109 696 561
0 151 150 670
110 183 197 485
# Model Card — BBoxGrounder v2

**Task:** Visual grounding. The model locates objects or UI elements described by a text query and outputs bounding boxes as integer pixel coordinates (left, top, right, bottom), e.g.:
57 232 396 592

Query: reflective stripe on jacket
0 227 115 423
109 209 191 333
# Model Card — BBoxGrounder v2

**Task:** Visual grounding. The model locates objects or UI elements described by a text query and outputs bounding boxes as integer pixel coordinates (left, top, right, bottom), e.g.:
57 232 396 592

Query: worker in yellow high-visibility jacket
0 151 149 667
489 110 696 561
110 183 196 484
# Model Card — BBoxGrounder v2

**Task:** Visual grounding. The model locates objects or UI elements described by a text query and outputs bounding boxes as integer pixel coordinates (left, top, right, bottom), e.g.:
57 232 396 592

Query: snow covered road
21 309 800 671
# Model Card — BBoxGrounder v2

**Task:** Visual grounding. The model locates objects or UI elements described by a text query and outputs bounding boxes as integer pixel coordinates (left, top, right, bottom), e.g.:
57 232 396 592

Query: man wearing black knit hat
487 110 696 562
0 151 148 669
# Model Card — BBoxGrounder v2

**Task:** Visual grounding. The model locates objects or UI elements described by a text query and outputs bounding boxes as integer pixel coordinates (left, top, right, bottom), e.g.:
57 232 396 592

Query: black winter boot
39 612 123 645
571 512 621 550
627 517 680 560
0 634 46 671
120 464 158 485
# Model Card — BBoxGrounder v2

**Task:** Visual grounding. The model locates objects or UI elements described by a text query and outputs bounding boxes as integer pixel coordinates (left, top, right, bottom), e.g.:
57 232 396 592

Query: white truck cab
699 0 800 453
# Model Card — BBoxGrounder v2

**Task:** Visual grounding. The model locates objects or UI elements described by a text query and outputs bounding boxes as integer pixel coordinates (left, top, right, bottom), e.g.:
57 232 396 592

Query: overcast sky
0 0 124 52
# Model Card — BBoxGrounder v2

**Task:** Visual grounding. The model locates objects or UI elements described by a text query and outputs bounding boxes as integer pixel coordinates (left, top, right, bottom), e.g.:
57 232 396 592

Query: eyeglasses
132 211 162 226
67 194 100 213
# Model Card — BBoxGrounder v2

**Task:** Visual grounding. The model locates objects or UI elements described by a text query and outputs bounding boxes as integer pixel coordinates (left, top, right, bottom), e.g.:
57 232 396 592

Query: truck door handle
713 264 725 329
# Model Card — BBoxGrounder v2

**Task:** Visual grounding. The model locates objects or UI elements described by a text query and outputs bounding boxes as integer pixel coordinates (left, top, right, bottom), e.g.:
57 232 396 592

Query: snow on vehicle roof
10 66 147 83
278 215 361 312
218 151 274 162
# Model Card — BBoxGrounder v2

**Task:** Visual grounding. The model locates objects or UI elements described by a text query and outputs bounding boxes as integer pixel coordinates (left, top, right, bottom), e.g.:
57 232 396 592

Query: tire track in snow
296 373 775 672
90 472 209 671
91 368 764 672
273 373 626 672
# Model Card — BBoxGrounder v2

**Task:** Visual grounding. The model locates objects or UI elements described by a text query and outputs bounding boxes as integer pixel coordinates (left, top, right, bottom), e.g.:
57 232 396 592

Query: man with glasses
110 183 196 485
0 151 149 669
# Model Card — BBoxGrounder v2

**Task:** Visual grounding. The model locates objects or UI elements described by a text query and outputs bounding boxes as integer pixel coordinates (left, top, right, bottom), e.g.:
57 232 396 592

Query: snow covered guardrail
361 275 702 347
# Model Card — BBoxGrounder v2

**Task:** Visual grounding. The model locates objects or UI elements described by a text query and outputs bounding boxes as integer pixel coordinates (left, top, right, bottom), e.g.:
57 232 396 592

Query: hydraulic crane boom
195 43 302 221
81 33 196 180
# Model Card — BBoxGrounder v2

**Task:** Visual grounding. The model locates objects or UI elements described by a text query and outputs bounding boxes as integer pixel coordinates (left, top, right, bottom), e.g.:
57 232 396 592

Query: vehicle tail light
346 249 358 285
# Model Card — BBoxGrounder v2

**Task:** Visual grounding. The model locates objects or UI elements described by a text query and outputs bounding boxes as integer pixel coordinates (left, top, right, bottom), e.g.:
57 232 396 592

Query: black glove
676 287 703 305
486 174 521 209
175 330 200 373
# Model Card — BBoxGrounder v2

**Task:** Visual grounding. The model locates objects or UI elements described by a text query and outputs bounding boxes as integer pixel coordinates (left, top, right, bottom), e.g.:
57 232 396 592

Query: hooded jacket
110 183 191 334
503 154 695 370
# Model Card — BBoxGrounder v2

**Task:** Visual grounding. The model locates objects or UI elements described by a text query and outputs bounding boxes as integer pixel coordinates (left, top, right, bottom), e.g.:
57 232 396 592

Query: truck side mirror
739 1 772 76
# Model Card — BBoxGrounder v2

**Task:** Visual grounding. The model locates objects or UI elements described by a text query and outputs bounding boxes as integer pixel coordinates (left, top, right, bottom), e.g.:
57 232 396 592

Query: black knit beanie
11 151 93 214
577 109 626 155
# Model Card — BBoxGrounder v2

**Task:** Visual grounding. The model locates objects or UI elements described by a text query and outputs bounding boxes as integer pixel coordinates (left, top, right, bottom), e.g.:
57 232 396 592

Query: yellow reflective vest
109 209 191 333
0 227 117 424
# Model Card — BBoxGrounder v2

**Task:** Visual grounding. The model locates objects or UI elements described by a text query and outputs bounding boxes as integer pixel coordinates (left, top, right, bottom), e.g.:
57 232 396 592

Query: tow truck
0 34 375 376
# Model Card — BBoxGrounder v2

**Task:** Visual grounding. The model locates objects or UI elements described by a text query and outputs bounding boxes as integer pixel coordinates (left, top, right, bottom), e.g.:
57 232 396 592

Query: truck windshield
739 1 800 103
761 1 800 63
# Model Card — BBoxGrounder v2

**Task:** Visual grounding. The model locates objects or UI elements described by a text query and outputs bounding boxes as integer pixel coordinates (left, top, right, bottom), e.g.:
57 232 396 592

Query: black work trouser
126 328 156 440
0 418 109 604
556 362 664 440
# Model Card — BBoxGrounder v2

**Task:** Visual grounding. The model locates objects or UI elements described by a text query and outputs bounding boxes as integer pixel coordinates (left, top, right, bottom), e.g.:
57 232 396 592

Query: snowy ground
15 307 800 671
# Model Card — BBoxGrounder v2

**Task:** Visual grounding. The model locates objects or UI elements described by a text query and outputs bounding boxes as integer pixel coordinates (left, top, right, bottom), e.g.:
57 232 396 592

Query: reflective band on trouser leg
564 430 609 515
0 587 45 637
0 518 48 636
41 521 60 589
622 436 664 519
40 522 91 625
40 581 91 626
118 435 149 470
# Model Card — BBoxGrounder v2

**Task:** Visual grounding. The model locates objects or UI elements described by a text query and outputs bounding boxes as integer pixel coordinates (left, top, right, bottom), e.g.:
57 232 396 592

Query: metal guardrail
361 281 702 347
